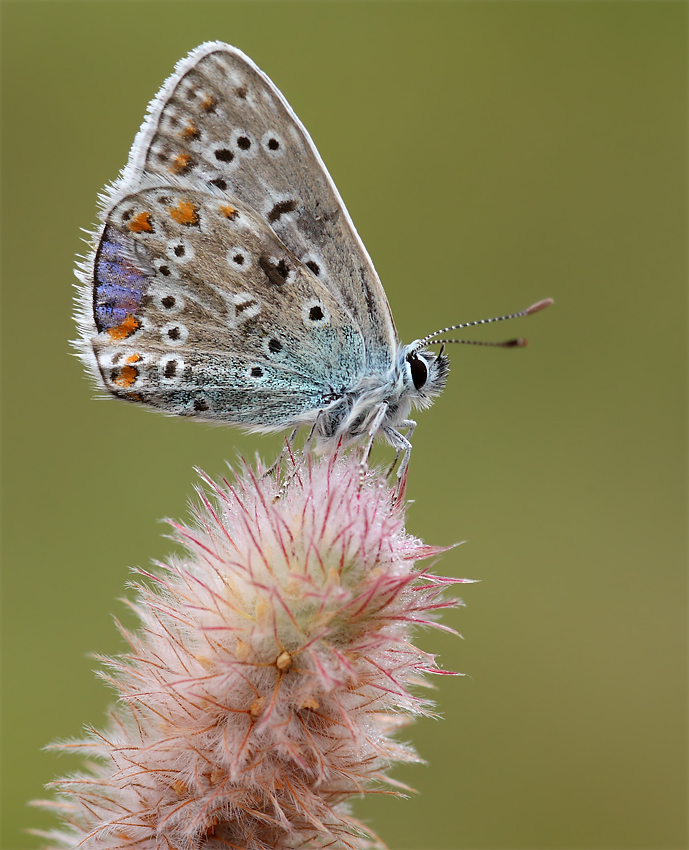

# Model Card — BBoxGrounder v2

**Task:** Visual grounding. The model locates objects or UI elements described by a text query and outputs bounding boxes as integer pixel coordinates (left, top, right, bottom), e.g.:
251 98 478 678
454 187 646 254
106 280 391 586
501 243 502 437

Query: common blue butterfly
75 43 551 475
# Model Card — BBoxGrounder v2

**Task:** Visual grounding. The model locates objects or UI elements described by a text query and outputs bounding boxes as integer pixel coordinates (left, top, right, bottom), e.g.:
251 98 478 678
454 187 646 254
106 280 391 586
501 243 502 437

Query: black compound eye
407 351 428 390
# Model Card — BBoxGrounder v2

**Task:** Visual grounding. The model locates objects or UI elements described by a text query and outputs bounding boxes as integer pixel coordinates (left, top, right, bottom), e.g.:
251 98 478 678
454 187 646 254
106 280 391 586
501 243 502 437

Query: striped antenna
430 337 528 347
420 298 553 347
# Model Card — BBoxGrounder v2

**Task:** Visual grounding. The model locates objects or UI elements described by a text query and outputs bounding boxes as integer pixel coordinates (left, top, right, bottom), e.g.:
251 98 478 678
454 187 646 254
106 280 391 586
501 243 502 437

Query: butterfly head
397 298 555 412
400 343 450 410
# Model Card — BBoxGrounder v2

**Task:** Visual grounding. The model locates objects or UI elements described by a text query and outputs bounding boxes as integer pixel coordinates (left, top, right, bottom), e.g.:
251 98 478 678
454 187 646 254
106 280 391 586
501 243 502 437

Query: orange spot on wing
182 122 200 140
169 200 199 226
200 95 217 112
106 314 140 341
127 211 153 233
114 365 138 388
219 204 238 220
170 153 192 174
124 353 142 364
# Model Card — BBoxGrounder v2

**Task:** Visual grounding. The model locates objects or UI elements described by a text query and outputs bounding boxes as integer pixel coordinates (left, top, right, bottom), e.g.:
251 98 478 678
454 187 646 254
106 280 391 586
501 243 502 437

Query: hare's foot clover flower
35 451 470 850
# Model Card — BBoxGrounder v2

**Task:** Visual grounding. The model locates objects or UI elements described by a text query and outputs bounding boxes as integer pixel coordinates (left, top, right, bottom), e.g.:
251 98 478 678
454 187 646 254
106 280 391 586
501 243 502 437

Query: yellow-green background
1 2 686 848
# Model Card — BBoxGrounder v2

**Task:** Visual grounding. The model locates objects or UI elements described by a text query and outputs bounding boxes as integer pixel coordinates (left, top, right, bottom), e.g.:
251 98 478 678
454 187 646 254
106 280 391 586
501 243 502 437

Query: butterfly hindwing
89 186 367 426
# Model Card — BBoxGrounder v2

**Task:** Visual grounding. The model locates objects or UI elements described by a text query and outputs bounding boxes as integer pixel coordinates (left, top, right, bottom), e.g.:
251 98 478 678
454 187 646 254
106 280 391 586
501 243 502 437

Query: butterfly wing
77 42 400 428
120 41 398 370
82 183 367 428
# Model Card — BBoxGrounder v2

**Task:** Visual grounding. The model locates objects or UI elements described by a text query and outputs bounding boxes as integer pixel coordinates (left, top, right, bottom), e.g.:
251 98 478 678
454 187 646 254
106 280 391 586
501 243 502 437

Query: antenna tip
506 337 527 347
526 298 554 315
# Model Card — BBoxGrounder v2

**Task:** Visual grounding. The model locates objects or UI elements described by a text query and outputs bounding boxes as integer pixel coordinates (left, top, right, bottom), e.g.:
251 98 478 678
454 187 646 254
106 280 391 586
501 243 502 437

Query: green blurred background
1 2 686 848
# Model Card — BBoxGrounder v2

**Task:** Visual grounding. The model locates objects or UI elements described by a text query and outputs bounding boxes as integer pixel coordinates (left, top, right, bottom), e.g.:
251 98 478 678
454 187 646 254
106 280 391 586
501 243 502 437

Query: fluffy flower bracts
38 453 467 850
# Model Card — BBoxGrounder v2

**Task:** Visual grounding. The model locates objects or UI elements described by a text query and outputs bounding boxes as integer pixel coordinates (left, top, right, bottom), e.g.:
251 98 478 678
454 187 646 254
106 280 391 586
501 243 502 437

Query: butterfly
75 42 551 476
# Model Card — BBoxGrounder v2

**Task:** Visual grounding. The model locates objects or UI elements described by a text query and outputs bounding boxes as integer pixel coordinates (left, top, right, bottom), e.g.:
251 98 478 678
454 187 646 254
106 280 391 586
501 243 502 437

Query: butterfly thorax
314 344 449 451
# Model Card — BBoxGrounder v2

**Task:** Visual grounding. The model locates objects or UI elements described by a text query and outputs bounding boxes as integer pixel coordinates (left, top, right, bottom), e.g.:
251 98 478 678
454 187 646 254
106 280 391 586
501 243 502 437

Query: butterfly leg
270 412 324 499
381 428 409 501
305 410 325 452
263 427 299 480
385 419 417 479
359 402 389 481
385 421 417 503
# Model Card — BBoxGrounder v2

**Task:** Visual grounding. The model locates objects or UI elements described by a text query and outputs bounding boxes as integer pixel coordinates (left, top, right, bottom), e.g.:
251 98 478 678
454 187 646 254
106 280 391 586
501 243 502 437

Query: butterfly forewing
123 42 398 370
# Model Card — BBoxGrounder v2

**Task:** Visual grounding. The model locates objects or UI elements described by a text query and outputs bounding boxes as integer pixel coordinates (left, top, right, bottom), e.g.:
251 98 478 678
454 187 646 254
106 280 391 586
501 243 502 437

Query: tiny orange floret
169 199 200 226
173 779 189 797
127 211 153 233
170 153 192 174
124 353 142 364
276 651 293 672
219 204 238 220
106 314 140 341
182 122 200 140
114 365 138 388
203 817 219 840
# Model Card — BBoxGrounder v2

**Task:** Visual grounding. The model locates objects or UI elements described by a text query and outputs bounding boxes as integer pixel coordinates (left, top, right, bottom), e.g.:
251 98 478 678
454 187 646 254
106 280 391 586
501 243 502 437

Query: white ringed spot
166 238 195 264
159 354 186 384
226 247 251 270
161 321 189 345
261 131 285 158
302 300 330 327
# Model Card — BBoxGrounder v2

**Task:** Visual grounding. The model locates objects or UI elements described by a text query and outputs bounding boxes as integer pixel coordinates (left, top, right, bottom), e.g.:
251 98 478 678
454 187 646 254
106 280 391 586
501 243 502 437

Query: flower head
35 451 468 850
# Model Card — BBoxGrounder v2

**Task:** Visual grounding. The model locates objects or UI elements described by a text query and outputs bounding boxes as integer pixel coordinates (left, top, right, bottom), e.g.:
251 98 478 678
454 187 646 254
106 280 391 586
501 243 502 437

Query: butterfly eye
406 351 428 391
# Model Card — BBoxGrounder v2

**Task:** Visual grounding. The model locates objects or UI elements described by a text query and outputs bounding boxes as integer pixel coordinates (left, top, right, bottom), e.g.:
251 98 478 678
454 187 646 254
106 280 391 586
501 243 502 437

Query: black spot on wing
267 199 298 224
258 255 291 287
214 148 234 162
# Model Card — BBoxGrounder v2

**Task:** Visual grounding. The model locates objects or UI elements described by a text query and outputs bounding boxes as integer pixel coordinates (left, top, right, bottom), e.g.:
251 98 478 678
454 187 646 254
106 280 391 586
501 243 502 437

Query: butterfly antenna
420 298 553 347
431 337 528 347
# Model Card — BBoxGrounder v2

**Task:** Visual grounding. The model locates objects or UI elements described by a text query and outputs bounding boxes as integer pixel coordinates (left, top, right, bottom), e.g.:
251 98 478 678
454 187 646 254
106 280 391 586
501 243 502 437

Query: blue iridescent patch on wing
93 225 149 331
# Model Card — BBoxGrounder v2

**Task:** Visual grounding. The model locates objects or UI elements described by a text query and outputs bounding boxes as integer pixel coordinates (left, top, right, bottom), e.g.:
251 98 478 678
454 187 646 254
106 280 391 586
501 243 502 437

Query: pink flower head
35 451 469 850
